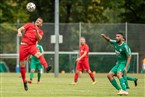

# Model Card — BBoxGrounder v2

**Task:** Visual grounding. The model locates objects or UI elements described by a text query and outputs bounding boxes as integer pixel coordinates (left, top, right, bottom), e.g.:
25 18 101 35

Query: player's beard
116 39 122 44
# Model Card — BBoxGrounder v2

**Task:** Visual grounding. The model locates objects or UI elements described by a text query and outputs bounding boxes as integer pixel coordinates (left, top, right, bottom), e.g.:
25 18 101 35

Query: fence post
125 22 128 43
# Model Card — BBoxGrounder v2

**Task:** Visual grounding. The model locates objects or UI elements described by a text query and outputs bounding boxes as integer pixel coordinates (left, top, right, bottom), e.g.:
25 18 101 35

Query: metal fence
0 23 145 73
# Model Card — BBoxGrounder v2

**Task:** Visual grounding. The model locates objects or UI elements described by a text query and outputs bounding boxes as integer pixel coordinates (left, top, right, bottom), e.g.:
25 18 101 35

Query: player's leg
30 45 51 72
127 76 138 86
37 63 43 84
71 61 82 85
117 64 128 95
123 75 130 89
84 60 96 84
37 71 41 84
28 69 35 84
28 61 36 84
107 64 121 91
19 45 29 91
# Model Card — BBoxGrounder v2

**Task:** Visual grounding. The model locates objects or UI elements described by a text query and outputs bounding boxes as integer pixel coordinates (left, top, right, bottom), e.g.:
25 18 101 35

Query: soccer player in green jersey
28 43 44 84
122 37 138 89
101 32 131 95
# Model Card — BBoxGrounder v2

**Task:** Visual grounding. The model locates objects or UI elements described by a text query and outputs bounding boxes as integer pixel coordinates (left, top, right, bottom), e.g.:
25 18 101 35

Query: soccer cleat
117 90 128 96
28 80 32 84
24 81 28 91
70 82 77 85
134 79 138 86
126 86 130 89
46 66 52 73
92 81 96 85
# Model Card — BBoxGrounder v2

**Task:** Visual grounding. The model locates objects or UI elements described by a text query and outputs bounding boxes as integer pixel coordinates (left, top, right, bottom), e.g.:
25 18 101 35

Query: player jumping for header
17 18 51 91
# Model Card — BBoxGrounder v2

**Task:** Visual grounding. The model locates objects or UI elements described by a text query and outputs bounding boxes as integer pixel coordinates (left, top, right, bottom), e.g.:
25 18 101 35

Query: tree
120 0 145 23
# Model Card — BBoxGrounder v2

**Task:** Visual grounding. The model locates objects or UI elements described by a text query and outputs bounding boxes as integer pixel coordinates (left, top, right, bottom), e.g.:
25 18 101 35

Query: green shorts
110 62 126 74
30 61 43 71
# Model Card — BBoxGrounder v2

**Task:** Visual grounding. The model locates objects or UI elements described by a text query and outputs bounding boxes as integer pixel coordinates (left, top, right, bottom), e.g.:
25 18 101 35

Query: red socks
74 73 79 83
20 67 26 83
89 72 95 82
38 55 48 68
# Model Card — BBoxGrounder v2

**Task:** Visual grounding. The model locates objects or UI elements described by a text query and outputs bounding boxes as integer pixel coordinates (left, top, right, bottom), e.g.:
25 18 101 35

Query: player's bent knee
31 70 35 72
20 61 26 67
34 52 42 58
117 72 122 78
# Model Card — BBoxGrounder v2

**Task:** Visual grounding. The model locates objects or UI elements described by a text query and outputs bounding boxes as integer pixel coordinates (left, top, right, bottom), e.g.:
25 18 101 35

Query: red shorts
20 44 39 61
76 59 90 71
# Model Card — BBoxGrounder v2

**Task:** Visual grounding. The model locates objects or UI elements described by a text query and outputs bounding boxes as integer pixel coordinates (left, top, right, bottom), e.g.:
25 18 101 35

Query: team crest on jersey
119 49 122 52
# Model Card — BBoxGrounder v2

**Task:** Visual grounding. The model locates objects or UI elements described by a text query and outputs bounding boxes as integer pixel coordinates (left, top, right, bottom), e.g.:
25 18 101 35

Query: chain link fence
0 23 145 72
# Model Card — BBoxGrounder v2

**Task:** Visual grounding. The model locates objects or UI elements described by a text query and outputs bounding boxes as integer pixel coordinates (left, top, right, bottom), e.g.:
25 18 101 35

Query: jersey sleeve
109 39 116 45
124 45 132 57
23 23 32 30
84 45 89 52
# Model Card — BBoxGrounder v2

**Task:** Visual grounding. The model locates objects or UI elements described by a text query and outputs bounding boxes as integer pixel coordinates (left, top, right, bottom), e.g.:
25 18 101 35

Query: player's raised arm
101 34 111 41
17 26 25 37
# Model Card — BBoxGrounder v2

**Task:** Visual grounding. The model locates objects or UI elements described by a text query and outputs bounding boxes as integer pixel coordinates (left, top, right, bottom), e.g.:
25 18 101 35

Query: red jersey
21 23 43 45
79 44 89 60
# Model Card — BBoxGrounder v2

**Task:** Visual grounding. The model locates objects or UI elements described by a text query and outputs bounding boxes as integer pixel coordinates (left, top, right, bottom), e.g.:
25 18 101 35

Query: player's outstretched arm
17 27 25 37
101 34 111 41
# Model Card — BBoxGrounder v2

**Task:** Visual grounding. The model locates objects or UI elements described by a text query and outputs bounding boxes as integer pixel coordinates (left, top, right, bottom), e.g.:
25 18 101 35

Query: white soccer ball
26 2 36 12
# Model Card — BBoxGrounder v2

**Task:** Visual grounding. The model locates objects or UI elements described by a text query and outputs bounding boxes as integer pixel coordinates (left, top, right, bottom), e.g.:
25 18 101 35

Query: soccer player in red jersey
17 18 51 91
71 37 96 85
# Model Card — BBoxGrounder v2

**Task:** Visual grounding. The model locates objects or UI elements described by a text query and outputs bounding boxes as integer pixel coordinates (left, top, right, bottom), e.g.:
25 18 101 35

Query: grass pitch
0 73 144 97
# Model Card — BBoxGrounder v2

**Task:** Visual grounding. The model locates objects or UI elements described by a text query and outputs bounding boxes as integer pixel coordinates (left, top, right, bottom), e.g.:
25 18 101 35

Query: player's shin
38 72 41 82
38 55 48 68
110 79 121 90
20 66 26 83
88 72 95 82
30 72 34 80
119 77 126 91
74 73 79 83
127 76 137 81
123 76 129 88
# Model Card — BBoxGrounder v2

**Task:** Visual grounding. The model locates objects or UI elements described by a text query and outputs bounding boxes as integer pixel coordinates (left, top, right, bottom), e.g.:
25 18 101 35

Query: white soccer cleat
92 81 97 85
117 90 128 96
70 82 77 85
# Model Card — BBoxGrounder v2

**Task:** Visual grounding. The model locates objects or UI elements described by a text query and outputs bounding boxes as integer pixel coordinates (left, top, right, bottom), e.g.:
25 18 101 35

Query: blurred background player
141 58 145 73
71 37 96 85
101 33 131 95
28 42 44 84
122 37 138 89
17 18 52 91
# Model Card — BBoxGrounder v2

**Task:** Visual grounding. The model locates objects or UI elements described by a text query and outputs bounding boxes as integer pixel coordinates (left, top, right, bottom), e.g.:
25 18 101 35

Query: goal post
0 52 139 73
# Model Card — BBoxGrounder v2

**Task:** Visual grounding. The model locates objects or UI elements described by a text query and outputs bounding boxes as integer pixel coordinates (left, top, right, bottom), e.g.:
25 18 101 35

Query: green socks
127 76 137 81
110 79 121 90
30 72 34 80
119 77 126 91
38 72 41 81
123 76 129 87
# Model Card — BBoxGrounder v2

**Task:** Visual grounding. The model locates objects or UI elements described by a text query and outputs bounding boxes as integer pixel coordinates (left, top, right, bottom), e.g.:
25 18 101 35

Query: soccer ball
26 2 36 12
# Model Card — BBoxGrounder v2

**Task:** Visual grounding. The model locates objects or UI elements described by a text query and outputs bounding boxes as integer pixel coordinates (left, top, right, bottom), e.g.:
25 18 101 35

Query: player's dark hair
116 32 124 36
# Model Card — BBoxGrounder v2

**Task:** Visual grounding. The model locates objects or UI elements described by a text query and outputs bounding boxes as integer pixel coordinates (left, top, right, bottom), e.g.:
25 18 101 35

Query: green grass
0 73 144 97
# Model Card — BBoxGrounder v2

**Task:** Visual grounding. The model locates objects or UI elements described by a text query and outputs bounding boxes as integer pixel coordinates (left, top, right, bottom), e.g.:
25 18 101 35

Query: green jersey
31 44 44 63
109 40 132 62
